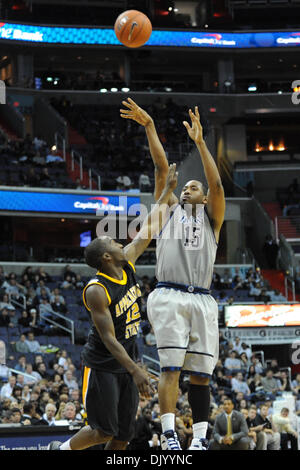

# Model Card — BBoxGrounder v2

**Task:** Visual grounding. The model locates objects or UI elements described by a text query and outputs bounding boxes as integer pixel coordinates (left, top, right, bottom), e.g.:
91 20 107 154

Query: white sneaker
188 438 208 450
160 430 182 450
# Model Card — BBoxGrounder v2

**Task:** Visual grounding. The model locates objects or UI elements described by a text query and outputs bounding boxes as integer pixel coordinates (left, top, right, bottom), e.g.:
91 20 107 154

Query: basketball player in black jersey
48 163 178 451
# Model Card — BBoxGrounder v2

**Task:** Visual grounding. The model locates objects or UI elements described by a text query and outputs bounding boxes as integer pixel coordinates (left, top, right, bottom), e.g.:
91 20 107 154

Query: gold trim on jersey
82 366 91 410
82 281 112 310
96 269 127 285
128 261 136 272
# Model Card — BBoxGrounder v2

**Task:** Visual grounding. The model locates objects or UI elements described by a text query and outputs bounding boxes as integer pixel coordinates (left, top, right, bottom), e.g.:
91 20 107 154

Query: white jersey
155 204 217 289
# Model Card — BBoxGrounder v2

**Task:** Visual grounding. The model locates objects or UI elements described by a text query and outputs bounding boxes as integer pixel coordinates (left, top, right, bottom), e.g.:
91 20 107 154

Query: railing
54 131 66 161
275 216 300 243
284 275 296 302
235 247 256 265
278 234 298 275
142 354 160 377
39 310 75 344
70 148 83 181
88 168 101 190
8 293 26 310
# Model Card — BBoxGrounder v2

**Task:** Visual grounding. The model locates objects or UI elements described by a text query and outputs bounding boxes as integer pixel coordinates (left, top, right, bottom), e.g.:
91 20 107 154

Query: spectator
42 403 57 426
36 362 52 381
21 402 48 426
249 354 265 375
14 355 27 374
254 404 280 450
60 401 81 423
0 375 17 399
246 406 267 450
18 309 36 330
9 407 22 424
25 331 41 353
63 265 76 282
128 406 159 450
36 282 51 299
232 337 243 355
46 148 64 164
209 398 249 450
116 174 132 190
272 407 298 450
292 373 300 396
50 288 65 304
0 308 13 328
269 289 287 303
60 275 74 290
263 235 279 269
63 370 79 391
74 274 84 289
39 167 52 187
0 293 16 311
278 370 293 393
23 363 42 386
139 172 151 192
15 334 31 353
51 295 67 314
231 372 251 396
224 350 242 372
261 369 280 397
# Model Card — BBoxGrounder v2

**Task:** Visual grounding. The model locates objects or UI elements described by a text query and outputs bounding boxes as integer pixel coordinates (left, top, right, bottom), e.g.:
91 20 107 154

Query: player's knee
161 370 181 383
189 374 210 386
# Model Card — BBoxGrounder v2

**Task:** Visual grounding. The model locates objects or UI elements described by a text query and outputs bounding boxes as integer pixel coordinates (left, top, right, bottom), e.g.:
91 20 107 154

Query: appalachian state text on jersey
81 261 142 373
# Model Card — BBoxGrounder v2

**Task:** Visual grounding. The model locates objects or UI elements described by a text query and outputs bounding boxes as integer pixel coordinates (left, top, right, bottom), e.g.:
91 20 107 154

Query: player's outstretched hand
132 366 154 399
120 98 153 127
183 106 204 145
166 163 178 192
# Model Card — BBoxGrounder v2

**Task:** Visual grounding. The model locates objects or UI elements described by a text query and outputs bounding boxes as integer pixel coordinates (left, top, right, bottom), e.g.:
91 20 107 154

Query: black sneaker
47 441 62 450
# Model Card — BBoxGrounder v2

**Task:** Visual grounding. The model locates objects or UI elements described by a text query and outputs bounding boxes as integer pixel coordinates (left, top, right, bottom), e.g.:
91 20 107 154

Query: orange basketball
114 10 152 48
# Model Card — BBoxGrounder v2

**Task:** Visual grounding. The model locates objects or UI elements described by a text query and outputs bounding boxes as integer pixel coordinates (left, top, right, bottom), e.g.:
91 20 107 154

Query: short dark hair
84 238 111 270
23 402 34 414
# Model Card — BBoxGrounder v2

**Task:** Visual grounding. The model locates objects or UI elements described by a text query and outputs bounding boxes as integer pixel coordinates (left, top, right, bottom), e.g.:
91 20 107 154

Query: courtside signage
0 22 300 48
0 190 140 215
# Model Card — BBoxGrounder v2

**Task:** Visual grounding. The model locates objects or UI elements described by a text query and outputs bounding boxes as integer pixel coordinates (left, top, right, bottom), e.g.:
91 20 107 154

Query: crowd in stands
50 96 210 192
0 130 75 189
0 263 299 449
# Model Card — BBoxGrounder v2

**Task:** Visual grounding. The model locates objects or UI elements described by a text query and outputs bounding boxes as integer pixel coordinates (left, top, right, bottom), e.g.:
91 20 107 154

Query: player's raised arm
85 284 151 398
183 106 225 241
124 163 178 265
120 97 178 205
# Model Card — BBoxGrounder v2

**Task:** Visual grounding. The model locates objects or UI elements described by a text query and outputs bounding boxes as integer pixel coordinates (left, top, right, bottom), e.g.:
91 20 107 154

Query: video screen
224 304 300 327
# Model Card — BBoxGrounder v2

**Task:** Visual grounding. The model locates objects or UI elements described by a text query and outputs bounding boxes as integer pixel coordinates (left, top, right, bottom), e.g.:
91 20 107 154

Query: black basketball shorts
82 366 139 442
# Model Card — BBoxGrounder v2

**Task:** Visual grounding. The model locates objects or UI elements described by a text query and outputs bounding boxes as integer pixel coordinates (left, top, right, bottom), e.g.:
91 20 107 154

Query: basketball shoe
160 430 181 450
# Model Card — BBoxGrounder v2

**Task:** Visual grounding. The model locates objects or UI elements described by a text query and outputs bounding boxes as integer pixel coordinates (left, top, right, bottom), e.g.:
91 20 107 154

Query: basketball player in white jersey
120 99 225 450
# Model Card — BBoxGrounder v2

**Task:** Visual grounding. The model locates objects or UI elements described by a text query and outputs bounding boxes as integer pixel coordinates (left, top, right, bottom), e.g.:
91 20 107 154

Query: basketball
114 10 152 48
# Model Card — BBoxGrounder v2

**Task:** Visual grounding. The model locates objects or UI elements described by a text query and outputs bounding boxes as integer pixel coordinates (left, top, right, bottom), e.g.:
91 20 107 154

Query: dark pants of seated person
280 433 298 450
209 437 249 450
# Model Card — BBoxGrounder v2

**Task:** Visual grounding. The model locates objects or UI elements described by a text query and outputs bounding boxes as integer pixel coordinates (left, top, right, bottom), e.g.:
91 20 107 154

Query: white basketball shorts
147 287 219 377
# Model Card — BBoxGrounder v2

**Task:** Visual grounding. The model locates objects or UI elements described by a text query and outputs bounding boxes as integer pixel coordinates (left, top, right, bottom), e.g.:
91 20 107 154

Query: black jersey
81 261 142 373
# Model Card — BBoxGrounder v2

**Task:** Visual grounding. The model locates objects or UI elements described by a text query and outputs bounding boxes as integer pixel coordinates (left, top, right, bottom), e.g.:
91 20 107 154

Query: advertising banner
0 22 300 48
225 304 300 328
0 190 140 216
